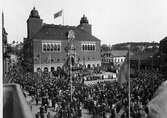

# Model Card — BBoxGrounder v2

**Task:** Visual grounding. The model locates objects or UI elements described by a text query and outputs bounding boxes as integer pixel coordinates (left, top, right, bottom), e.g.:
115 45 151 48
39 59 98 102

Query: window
54 44 61 52
82 45 84 51
50 44 54 51
90 45 92 50
42 42 61 52
88 45 90 50
47 44 50 51
43 44 47 51
81 43 96 51
57 45 60 51
92 45 94 50
85 45 87 50
54 44 57 51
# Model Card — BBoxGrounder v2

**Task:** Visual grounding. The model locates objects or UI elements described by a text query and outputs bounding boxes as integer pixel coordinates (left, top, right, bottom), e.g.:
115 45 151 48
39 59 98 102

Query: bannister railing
3 84 33 118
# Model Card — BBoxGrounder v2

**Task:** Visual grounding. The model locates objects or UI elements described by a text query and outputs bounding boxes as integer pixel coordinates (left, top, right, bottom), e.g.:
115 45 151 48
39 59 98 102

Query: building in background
102 50 128 66
24 7 101 72
2 12 10 78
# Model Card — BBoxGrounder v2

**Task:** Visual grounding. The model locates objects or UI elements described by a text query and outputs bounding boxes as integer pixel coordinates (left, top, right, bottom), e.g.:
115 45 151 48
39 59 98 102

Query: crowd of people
8 62 166 118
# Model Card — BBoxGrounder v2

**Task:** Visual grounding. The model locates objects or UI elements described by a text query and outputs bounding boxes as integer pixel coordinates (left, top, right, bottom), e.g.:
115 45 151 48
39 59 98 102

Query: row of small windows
104 53 112 57
82 44 96 51
42 43 96 52
103 58 124 63
114 58 124 63
42 43 61 52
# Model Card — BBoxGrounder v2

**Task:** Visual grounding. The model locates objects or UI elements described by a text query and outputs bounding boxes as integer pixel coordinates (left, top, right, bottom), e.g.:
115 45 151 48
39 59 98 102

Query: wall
33 39 101 71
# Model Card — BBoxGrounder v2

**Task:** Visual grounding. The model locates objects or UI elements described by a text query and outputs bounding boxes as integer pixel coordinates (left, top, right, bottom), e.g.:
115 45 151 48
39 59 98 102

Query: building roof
110 50 128 57
32 24 100 41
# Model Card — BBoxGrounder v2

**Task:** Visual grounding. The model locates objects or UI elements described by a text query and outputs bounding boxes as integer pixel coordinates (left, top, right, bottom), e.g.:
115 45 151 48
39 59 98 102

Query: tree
101 44 110 51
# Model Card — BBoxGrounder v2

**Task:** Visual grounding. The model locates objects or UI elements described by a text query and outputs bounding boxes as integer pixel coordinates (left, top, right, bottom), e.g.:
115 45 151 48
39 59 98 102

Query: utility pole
128 45 131 118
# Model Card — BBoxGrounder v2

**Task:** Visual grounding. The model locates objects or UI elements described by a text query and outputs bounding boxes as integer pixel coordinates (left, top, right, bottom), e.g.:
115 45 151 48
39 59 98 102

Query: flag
54 10 63 18
117 51 130 85
147 80 167 118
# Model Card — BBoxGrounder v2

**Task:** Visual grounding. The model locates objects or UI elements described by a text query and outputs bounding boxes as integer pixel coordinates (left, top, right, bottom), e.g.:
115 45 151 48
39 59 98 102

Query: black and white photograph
2 0 167 118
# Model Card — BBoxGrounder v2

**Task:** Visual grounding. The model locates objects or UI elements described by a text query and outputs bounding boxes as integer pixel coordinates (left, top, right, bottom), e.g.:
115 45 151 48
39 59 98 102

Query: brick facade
24 8 101 72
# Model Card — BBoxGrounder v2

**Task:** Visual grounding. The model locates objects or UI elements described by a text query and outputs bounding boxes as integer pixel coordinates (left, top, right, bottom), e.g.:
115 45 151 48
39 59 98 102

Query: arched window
57 44 60 51
54 44 57 51
81 44 95 51
85 45 87 50
50 44 54 51
43 44 47 51
88 44 90 50
47 44 50 51
82 45 84 51
92 45 95 51
93 45 94 50
90 45 93 51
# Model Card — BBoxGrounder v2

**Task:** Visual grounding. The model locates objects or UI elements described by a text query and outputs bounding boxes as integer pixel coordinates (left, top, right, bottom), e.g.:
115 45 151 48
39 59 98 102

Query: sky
2 0 167 45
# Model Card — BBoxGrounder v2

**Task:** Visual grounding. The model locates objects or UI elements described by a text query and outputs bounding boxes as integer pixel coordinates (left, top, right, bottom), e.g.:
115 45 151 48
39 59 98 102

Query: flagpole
50 53 51 71
2 11 5 80
62 9 64 25
128 45 131 118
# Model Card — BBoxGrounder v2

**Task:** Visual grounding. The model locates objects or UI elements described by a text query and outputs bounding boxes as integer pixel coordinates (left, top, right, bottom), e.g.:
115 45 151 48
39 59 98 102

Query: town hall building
24 7 101 72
